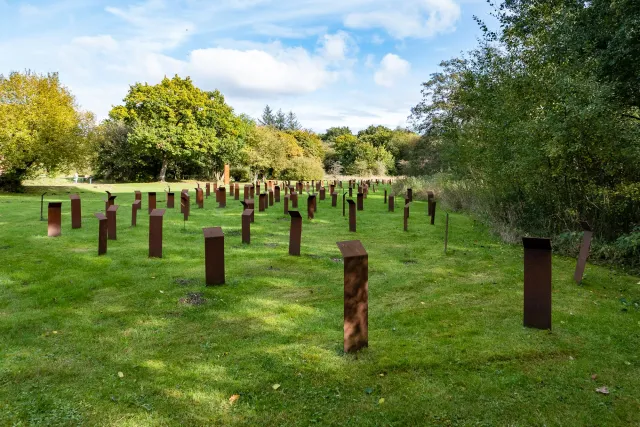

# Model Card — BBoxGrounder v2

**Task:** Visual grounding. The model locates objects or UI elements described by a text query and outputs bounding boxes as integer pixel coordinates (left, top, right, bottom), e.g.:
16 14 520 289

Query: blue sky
0 0 494 132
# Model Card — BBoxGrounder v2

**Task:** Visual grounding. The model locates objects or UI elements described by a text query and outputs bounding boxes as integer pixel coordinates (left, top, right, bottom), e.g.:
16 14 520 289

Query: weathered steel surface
149 209 166 258
337 240 368 353
307 195 316 220
48 202 62 237
148 192 157 214
181 192 190 221
332 192 337 207
289 211 302 256
218 188 227 208
107 205 119 240
404 203 410 231
430 201 437 225
95 212 108 255
407 188 413 202
523 237 552 330
574 222 593 283
269 190 274 206
203 227 225 286
357 193 364 211
70 194 81 229
284 195 290 216
242 209 252 244
348 199 356 232
132 200 141 226
196 188 204 209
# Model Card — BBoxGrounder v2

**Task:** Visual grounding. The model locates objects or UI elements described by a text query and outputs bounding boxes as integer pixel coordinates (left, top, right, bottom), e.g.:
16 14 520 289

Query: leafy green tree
321 126 352 143
243 126 303 179
288 129 325 159
357 125 393 148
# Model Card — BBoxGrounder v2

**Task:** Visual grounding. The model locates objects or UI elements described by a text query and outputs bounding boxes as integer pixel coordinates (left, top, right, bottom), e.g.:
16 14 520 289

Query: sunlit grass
0 181 639 426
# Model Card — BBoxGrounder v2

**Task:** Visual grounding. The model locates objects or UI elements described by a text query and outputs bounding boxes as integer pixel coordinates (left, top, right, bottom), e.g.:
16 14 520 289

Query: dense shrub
230 166 250 182
281 157 324 181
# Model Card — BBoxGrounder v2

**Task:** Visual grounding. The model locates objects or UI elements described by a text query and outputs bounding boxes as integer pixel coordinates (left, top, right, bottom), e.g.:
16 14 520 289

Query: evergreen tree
275 109 287 130
286 111 301 131
260 105 275 126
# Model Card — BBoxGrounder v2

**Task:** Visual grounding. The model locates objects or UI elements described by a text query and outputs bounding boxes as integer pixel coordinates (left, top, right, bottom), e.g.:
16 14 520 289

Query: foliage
288 130 325 160
320 126 353 143
281 156 324 181
260 105 302 131
0 71 93 190
243 126 303 179
333 134 394 176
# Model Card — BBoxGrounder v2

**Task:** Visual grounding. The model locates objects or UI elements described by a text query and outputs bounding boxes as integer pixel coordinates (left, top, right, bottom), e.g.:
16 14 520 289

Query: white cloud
374 54 411 87
345 0 461 39
72 35 119 52
318 31 356 62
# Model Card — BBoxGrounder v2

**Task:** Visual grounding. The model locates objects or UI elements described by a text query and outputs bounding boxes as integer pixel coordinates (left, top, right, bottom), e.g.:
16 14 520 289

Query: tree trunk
159 157 168 182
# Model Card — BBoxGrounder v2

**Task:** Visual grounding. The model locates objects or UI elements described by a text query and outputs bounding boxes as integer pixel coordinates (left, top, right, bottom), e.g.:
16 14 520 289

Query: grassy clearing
0 181 639 426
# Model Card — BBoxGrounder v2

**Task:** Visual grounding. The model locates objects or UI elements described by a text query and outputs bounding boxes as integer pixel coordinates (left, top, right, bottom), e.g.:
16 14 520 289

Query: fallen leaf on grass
378 398 385 404
229 394 240 404
272 384 281 390
117 372 124 378
595 386 609 395
591 374 598 380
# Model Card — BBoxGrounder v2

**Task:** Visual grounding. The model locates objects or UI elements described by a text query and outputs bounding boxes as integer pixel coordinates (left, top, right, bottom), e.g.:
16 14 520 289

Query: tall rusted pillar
149 209 166 258
218 188 226 208
291 192 298 208
167 192 175 209
181 192 190 221
404 203 410 231
105 195 116 213
332 192 337 207
132 200 141 226
148 192 157 214
48 202 62 237
320 187 326 201
523 237 552 330
407 188 413 202
389 196 395 212
348 199 356 232
234 185 240 200
337 240 368 353
357 192 364 211
203 227 225 286
284 195 290 216
242 209 252 244
574 222 593 283
70 194 81 229
289 211 302 256
135 191 142 210
275 185 281 202
95 213 108 255
107 205 119 240
307 195 316 220
196 188 204 209
430 201 437 225
206 183 211 198
259 193 266 212
269 190 274 206
224 164 230 186
250 185 255 199
244 185 249 201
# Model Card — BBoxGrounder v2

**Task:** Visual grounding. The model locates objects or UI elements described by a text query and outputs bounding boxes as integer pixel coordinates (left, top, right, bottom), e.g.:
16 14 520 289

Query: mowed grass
0 181 639 426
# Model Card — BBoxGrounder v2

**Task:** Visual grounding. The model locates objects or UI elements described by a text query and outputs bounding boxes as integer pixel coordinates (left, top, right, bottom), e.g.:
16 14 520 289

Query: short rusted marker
135 191 142 209
167 192 175 209
357 192 364 211
574 222 593 284
269 190 274 206
407 188 413 202
181 192 190 221
307 194 316 220
149 209 166 258
196 188 204 209
218 187 227 208
320 187 326 201
234 185 240 200
332 192 337 207
291 192 299 209
348 199 356 232
337 240 368 353
48 202 62 237
242 209 252 244
95 212 108 255
107 205 119 240
206 183 211 198
148 192 157 214
203 227 225 286
284 195 290 216
289 211 303 256
132 200 141 226
259 193 267 212
388 196 395 212
275 185 281 203
70 194 81 229
523 237 552 330
430 201 437 225
404 203 410 231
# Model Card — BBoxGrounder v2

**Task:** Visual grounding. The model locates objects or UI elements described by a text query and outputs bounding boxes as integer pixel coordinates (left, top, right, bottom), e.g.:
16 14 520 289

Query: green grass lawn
1 181 639 426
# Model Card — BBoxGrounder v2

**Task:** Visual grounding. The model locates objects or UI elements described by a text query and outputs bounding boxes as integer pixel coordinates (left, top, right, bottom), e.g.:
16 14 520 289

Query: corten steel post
180 190 187 213
269 190 274 206
259 193 266 212
167 192 175 209
523 237 552 330
105 196 117 213
196 188 204 209
307 195 316 220
337 240 368 353
203 227 225 286
224 164 230 186
289 211 303 256
330 184 335 195
135 191 142 209
444 213 450 254
349 187 353 197
206 183 211 198
233 185 238 200
291 192 299 208
95 213 108 255
407 188 413 202
132 200 141 226
332 192 338 207
285 185 289 196
357 193 364 211
343 192 346 216
70 194 81 229
181 193 190 221
149 209 166 258
107 205 119 240
348 199 356 232
242 209 252 244
389 196 395 212
405 198 410 218
244 185 249 201
384 189 388 204
218 188 227 208
275 185 281 203
148 192 157 214
284 195 290 216
404 203 410 231
250 185 255 199
320 187 326 201
574 222 593 283
313 192 318 213
427 191 435 216
48 202 62 237
430 201 437 225
230 183 234 197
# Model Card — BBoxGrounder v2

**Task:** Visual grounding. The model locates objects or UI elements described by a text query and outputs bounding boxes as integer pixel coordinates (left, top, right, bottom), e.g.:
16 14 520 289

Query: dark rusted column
206 183 211 198
148 192 157 214
430 201 437 225
320 187 326 201
384 189 387 204
95 213 107 255
214 183 218 196
404 203 410 231
284 195 290 216
269 190 274 206
389 196 395 212
218 188 227 208
196 188 204 208
203 227 225 286
132 200 141 226
523 237 552 330
181 193 190 221
291 192 298 208
427 191 434 216
275 185 281 202
105 195 117 213
244 185 249 201
332 192 337 207
229 183 234 197
250 185 255 199
180 190 188 213
107 205 119 240
48 202 62 237
166 192 175 209
307 195 316 220
407 188 413 202
289 210 302 256
330 184 335 195
357 192 364 211
349 187 353 197
246 200 255 222
348 199 356 232
258 193 266 212
404 198 410 218
149 209 166 258
234 185 240 200
70 194 81 229
135 191 142 210
574 222 593 283
337 240 368 353
242 209 252 244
